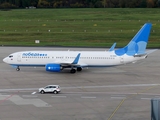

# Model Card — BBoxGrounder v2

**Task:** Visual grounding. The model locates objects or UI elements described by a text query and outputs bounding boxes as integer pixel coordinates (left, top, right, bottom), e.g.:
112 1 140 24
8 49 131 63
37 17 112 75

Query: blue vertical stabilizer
115 23 152 56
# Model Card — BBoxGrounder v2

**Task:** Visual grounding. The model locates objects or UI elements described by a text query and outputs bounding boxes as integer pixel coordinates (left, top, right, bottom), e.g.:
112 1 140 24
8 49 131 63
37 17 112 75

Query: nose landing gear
16 66 20 71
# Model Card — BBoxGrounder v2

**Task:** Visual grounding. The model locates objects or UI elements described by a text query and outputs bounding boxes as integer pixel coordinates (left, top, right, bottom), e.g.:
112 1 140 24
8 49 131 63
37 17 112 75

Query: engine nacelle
45 63 61 72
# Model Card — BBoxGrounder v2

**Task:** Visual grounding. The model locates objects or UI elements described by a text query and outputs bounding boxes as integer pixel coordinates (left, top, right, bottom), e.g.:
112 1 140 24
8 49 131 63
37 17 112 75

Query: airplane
3 23 154 73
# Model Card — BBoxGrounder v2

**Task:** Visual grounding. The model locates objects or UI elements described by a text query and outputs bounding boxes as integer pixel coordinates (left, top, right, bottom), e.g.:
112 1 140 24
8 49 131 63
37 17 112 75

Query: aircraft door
17 53 21 62
120 57 124 64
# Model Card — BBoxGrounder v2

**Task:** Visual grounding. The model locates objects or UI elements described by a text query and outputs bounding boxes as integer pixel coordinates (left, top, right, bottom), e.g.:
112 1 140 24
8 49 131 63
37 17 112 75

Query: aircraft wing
54 53 88 68
60 62 88 68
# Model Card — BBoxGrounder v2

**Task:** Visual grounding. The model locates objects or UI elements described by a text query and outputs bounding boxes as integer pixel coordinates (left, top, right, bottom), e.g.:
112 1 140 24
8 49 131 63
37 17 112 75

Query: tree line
0 0 160 8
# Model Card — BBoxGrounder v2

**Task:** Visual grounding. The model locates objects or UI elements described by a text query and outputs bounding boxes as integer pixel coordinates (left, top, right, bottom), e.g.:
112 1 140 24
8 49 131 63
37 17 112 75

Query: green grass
0 8 160 48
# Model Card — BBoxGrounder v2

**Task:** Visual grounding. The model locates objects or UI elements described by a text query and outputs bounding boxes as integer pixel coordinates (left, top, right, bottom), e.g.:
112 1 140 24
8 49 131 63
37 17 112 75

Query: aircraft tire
77 67 82 71
16 68 20 71
70 69 76 73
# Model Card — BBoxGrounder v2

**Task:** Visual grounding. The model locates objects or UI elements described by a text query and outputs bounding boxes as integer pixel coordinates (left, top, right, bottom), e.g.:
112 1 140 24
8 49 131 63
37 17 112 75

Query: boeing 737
3 23 153 73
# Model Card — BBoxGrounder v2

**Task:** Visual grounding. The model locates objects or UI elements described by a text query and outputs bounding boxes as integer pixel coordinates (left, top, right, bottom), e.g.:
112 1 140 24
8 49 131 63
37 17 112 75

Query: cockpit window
9 55 13 58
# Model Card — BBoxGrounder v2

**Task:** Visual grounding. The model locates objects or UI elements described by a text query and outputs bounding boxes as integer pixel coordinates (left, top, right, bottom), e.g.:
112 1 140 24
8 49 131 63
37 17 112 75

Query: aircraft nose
3 57 8 63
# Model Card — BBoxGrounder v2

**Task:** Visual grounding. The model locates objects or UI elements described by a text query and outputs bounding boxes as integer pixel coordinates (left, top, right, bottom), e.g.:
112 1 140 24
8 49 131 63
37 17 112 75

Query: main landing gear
16 66 20 71
70 68 76 73
77 67 82 71
70 67 82 73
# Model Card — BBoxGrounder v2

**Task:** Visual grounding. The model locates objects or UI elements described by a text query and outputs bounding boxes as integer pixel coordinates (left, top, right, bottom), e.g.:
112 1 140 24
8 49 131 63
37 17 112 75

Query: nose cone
3 57 8 63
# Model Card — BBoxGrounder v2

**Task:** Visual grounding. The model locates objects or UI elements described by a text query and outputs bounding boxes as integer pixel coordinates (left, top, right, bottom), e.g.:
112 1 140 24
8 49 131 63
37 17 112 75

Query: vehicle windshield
45 85 58 89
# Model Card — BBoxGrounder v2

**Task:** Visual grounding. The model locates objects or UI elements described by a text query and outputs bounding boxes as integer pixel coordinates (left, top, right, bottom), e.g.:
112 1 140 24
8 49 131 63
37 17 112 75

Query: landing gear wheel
16 67 20 71
70 69 76 73
77 67 82 71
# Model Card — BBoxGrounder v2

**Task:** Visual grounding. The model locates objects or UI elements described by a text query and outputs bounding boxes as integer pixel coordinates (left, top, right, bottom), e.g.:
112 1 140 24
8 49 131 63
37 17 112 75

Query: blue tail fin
115 23 152 56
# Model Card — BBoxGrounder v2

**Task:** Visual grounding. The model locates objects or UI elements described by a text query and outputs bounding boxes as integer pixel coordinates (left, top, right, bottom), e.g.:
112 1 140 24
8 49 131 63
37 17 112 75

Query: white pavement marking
111 97 126 99
0 84 159 92
155 96 160 98
22 95 37 98
65 94 82 96
0 88 38 92
141 98 152 100
0 95 10 97
31 92 37 94
81 96 96 99
51 96 66 98
62 84 160 89
111 95 126 97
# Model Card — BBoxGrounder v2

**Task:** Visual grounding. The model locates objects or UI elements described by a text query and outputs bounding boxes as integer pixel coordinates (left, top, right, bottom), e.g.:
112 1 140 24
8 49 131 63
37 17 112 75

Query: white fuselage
3 50 146 67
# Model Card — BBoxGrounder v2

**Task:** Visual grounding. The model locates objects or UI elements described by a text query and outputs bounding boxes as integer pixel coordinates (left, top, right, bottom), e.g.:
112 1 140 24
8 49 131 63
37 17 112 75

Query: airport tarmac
0 47 160 120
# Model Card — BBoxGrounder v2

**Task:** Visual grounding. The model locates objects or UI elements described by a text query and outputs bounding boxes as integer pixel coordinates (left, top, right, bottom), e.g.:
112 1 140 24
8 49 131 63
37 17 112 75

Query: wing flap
56 53 86 68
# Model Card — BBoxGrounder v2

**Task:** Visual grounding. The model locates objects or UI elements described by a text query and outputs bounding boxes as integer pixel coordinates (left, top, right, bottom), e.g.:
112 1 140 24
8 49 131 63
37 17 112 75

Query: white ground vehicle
39 85 61 94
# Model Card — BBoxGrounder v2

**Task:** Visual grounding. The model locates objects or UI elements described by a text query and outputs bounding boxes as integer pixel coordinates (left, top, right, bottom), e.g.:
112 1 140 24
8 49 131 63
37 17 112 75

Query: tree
119 0 126 8
84 0 102 7
140 0 147 7
31 0 39 7
158 0 160 7
0 2 17 9
38 0 50 8
147 0 154 7
110 0 120 7
0 0 159 8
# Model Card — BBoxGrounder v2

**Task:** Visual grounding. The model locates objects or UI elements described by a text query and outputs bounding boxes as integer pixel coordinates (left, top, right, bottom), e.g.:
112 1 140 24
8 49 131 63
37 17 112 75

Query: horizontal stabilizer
134 49 157 57
134 53 147 57
146 49 158 54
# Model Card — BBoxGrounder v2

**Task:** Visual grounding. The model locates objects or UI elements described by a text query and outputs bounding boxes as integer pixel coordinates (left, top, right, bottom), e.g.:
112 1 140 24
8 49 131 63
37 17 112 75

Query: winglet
72 53 81 64
109 43 116 51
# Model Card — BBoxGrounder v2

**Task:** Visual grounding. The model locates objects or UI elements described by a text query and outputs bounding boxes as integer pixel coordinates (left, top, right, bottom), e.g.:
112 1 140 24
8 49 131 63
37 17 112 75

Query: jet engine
45 63 62 72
